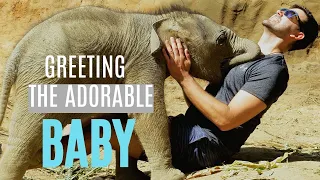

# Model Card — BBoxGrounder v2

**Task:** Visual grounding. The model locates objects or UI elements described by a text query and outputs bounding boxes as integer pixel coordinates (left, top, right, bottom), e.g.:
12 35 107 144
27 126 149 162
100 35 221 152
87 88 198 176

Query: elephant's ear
150 18 168 55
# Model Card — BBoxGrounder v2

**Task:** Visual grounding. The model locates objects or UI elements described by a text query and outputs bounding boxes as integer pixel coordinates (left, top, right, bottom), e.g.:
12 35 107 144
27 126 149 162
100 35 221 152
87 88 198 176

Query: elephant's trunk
227 28 261 67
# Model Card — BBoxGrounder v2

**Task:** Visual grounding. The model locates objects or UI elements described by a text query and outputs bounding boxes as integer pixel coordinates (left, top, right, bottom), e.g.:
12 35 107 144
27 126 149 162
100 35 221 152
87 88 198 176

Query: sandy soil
0 0 319 179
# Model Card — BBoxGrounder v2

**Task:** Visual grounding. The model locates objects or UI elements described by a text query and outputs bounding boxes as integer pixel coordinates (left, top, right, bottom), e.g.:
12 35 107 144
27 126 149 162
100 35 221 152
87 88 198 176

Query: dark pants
140 114 233 172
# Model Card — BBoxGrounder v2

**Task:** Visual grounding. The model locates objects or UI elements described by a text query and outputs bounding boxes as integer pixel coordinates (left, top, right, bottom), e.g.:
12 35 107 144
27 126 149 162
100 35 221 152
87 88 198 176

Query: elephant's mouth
210 73 222 83
199 69 221 83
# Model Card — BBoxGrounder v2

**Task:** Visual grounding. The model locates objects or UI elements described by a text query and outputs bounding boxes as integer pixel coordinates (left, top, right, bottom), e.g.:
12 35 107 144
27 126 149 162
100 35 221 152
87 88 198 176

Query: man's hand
162 37 191 84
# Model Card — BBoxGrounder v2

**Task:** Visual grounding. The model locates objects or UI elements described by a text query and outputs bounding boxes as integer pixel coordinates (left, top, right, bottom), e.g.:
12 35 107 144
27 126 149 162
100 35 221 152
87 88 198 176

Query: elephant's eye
216 31 227 45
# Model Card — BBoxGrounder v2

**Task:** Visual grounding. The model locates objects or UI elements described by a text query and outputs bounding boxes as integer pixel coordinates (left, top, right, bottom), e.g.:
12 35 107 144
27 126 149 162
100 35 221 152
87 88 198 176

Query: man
157 4 318 172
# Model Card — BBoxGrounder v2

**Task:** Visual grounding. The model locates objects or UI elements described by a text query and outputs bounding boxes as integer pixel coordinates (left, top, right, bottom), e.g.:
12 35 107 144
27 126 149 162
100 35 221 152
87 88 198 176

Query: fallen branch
186 152 292 179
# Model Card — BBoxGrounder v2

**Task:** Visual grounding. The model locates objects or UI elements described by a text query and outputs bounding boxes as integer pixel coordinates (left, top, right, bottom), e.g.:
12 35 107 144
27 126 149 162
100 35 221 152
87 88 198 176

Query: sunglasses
279 8 304 32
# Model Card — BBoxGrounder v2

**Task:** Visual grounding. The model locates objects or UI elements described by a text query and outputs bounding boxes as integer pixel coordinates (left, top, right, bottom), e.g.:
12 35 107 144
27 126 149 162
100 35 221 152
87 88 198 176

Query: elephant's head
151 13 261 83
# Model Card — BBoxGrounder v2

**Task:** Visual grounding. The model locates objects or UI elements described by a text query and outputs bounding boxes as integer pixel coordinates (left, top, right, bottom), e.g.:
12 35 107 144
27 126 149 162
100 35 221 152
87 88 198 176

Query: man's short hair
289 4 318 51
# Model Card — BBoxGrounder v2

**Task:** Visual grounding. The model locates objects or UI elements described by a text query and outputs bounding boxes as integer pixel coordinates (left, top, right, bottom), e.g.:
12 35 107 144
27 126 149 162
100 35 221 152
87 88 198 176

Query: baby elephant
0 5 260 180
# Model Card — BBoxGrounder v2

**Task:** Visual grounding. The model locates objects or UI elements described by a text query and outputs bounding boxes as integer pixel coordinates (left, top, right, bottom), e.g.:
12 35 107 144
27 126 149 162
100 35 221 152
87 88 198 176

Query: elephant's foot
151 168 185 180
0 158 27 180
0 140 40 179
116 151 150 180
116 168 150 180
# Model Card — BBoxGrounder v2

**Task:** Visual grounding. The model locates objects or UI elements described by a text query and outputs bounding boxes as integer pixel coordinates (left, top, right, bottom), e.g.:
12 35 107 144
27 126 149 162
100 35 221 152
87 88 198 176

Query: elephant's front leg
131 90 184 180
125 76 184 180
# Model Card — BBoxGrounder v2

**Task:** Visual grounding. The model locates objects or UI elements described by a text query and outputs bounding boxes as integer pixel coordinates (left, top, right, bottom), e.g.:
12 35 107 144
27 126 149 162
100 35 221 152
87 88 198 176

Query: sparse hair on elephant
0 5 260 180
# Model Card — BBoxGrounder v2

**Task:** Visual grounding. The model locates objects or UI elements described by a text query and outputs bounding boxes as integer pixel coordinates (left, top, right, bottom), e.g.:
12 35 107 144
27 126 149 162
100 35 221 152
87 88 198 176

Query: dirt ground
0 0 319 179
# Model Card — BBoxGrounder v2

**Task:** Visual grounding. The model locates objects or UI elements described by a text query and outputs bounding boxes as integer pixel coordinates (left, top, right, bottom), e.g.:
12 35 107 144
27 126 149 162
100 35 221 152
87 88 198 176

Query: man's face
263 8 307 38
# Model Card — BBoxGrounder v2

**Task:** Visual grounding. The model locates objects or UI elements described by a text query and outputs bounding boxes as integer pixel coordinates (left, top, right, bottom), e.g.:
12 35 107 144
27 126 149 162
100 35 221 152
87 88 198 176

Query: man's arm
183 91 192 107
180 76 266 131
183 81 209 107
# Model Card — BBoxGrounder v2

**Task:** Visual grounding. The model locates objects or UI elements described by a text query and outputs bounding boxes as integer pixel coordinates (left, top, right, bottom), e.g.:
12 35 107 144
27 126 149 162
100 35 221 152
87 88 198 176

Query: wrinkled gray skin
0 6 260 180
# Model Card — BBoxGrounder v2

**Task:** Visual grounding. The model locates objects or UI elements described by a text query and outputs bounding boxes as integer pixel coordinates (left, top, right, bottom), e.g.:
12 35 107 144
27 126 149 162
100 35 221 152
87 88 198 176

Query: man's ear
290 32 305 40
150 18 168 55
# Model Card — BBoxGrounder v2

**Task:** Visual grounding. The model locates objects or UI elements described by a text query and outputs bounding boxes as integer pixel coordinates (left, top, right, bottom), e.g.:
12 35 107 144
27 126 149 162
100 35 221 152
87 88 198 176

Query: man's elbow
215 118 233 131
217 124 232 131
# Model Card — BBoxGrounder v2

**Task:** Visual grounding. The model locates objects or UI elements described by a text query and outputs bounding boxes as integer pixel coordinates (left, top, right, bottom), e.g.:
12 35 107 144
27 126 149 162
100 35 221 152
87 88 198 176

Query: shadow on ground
232 146 320 162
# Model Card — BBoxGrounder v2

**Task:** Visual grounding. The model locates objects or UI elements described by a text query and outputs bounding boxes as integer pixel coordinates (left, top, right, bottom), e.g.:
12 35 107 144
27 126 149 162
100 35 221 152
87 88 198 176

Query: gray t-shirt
185 54 289 152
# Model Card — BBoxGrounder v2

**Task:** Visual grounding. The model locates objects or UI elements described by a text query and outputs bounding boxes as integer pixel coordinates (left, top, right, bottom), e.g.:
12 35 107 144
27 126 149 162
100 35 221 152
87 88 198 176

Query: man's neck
258 30 286 55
